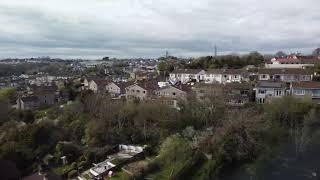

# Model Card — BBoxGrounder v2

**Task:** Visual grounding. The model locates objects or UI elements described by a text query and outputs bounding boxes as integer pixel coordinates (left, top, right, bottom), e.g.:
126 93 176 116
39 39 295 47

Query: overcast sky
0 0 319 59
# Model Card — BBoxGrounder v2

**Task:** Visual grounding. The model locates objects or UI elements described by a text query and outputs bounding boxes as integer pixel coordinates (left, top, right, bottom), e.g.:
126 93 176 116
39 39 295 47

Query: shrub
68 170 78 179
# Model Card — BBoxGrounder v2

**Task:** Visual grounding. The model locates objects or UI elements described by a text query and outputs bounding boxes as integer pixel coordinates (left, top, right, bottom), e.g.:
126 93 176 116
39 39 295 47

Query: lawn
109 170 131 180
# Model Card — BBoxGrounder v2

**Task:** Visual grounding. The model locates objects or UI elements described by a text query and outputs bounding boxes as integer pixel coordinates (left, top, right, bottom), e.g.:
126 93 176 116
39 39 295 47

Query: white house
255 81 287 104
169 69 205 84
291 81 320 103
202 69 246 84
258 69 313 82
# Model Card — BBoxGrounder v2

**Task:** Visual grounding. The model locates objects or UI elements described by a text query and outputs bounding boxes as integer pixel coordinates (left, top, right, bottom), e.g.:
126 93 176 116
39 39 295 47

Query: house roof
258 68 313 75
292 81 320 89
257 81 286 88
91 78 111 86
115 81 135 90
158 84 192 93
20 96 39 102
136 81 160 91
171 69 203 74
274 58 301 64
224 82 252 90
205 69 246 75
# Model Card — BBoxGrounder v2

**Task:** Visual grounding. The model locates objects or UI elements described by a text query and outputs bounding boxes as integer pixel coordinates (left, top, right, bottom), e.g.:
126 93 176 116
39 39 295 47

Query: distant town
1 48 320 111
1 48 320 180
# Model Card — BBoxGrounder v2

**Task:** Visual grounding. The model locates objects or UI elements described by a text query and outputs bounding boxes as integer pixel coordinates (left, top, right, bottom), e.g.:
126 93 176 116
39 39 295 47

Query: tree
102 57 109 61
275 51 287 58
0 98 10 125
246 51 264 66
0 88 16 103
312 48 320 56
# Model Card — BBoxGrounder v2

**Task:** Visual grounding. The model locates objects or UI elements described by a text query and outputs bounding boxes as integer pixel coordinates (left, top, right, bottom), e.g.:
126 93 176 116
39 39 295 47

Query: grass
52 164 75 175
110 158 126 166
110 170 131 180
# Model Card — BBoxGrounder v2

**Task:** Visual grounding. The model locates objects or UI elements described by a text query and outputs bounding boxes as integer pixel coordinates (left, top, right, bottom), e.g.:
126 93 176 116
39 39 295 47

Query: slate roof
292 81 320 89
257 81 287 88
205 69 246 75
258 68 312 75
171 69 204 74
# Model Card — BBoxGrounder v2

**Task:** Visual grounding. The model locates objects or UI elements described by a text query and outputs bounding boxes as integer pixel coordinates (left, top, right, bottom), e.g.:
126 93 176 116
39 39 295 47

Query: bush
68 170 78 179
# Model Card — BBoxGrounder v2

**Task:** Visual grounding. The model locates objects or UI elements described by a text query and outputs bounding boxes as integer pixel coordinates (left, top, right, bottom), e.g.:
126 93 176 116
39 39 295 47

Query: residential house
192 83 224 101
202 69 247 84
88 79 111 93
36 90 57 106
255 81 287 104
224 83 254 106
155 84 191 108
130 71 157 81
169 69 205 84
125 81 159 100
258 69 313 82
28 85 58 106
105 81 133 98
291 81 320 103
16 96 40 110
192 83 253 106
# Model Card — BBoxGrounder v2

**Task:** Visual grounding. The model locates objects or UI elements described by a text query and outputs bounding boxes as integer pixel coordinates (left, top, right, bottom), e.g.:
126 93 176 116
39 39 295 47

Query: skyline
0 0 319 59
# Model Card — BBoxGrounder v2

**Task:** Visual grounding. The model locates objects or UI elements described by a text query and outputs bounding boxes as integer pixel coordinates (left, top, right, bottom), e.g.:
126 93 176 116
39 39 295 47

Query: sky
0 0 319 59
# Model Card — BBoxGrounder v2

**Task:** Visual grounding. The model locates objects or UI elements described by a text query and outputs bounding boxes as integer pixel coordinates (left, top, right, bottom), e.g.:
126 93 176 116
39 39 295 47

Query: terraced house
169 69 205 84
258 68 313 82
255 81 287 104
291 81 320 103
202 69 248 84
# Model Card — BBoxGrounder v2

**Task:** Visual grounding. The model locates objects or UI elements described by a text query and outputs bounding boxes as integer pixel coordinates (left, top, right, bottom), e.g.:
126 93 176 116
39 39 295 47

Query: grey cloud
0 0 319 59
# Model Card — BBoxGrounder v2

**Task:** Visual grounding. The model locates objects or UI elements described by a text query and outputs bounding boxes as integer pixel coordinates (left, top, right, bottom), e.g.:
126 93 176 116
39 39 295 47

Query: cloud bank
0 0 319 59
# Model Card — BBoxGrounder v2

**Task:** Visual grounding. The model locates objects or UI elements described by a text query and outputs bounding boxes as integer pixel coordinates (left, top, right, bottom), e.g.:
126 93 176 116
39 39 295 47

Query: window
172 92 176 96
261 75 267 79
294 89 305 95
258 89 266 94
258 98 265 104
132 89 135 92
312 90 320 97
143 91 146 94
234 75 237 79
137 90 140 93
275 90 282 96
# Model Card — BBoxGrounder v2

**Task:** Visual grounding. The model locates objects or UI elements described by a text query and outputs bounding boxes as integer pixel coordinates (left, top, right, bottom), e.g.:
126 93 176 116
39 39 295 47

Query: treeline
185 52 264 69
137 97 320 180
1 90 320 179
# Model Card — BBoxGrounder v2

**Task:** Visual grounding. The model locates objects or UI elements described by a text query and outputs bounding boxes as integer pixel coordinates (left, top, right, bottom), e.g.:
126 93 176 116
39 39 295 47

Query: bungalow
202 69 247 84
291 81 320 103
125 81 159 100
258 68 313 82
16 96 40 110
255 81 287 104
169 69 205 84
